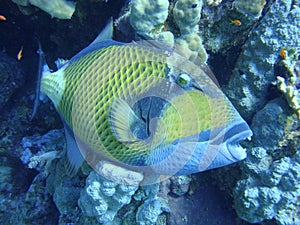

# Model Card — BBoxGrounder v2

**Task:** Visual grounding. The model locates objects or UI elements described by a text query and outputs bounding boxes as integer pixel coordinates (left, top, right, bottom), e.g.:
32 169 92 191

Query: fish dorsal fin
132 38 174 57
109 98 140 143
90 17 114 46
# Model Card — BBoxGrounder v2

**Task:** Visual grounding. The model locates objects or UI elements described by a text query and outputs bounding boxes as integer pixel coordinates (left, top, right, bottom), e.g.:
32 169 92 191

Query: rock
0 53 25 111
224 0 300 119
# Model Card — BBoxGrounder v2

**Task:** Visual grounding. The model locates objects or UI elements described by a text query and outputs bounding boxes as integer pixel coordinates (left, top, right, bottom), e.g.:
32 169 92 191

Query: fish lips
215 120 253 162
165 120 253 174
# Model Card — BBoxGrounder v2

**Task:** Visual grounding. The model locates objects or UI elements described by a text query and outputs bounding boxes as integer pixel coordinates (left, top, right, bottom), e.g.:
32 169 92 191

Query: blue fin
69 17 124 62
141 173 161 186
90 17 114 46
30 38 46 121
63 123 84 177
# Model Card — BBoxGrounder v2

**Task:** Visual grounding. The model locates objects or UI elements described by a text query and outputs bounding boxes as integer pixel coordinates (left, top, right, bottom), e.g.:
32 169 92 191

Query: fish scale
160 89 236 143
44 44 169 165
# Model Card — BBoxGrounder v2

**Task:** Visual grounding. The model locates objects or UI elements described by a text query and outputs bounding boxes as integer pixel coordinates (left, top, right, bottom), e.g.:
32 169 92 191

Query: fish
279 48 286 59
17 46 23 61
36 19 252 184
229 19 242 26
31 38 46 121
0 15 6 21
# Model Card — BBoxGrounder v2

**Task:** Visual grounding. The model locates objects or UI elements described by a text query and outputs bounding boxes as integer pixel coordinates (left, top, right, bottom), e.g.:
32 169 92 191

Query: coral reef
136 197 169 225
234 147 300 224
11 0 76 19
233 98 300 224
224 0 300 119
129 0 176 48
173 0 207 62
173 0 203 35
129 0 208 62
169 175 192 196
2 0 300 224
276 49 300 118
0 53 25 111
17 130 170 224
233 0 266 19
250 98 291 150
11 0 29 6
78 171 138 224
129 0 169 36
20 129 64 173
23 173 59 224
205 0 222 6
29 0 76 19
221 8 300 217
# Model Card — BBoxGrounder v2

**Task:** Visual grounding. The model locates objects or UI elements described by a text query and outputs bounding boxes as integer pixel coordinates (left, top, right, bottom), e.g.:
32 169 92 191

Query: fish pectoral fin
109 97 140 143
110 98 167 151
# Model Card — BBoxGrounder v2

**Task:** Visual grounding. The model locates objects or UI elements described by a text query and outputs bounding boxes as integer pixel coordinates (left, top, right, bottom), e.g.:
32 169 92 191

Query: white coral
205 0 222 6
28 151 58 175
29 0 75 19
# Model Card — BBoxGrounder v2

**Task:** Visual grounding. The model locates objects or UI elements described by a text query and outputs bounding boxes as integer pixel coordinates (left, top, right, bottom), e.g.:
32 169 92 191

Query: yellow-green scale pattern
58 44 168 166
161 89 236 143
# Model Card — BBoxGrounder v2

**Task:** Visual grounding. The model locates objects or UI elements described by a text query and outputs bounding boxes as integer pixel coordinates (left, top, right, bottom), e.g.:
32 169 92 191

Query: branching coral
276 51 300 119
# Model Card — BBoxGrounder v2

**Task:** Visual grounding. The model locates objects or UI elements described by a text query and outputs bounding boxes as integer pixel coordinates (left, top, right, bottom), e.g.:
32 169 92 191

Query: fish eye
177 73 191 88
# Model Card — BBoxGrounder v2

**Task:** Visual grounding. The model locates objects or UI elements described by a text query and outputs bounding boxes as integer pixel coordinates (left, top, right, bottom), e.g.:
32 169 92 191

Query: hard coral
29 0 75 19
234 147 300 224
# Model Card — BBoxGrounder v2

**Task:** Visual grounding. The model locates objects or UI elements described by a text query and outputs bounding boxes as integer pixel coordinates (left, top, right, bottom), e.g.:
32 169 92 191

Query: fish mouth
224 121 253 161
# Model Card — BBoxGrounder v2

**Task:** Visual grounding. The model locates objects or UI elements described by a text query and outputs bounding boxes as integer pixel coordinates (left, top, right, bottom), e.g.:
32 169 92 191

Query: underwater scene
0 0 299 224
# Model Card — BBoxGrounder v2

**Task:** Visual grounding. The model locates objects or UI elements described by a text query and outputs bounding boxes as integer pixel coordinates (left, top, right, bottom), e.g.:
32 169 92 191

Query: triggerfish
37 19 252 184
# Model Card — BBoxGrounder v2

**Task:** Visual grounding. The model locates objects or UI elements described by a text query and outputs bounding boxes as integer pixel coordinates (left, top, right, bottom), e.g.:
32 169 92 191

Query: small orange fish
279 48 286 59
17 46 23 61
0 15 6 21
229 19 242 26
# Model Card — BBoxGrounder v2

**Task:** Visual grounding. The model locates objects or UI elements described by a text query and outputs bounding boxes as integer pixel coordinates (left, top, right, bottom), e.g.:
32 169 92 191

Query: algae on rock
234 98 300 224
224 0 300 119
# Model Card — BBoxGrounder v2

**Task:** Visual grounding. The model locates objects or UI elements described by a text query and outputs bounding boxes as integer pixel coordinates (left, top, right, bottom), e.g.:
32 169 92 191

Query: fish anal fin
140 173 161 186
63 124 84 177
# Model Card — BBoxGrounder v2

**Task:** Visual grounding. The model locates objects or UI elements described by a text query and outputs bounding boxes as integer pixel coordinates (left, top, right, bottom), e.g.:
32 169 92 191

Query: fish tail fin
30 38 47 121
